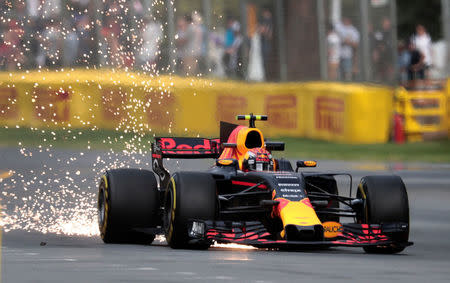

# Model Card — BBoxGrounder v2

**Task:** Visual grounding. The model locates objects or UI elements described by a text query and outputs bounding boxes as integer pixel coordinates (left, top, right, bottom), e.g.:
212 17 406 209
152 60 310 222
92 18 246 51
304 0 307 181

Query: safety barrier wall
0 70 395 144
395 82 448 142
447 78 450 138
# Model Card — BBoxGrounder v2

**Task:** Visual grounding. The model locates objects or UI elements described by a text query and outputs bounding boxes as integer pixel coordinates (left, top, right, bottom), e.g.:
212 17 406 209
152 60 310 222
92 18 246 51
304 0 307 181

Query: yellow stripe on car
358 183 366 199
167 177 177 242
102 175 108 189
278 198 322 227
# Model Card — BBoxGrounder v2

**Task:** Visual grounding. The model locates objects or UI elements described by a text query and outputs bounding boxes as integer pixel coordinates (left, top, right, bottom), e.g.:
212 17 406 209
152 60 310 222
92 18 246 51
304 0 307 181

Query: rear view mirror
265 141 285 151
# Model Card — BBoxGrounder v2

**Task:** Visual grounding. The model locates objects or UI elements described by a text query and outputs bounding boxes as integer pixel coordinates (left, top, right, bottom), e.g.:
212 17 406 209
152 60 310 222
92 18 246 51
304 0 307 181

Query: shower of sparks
0 0 210 238
212 242 258 250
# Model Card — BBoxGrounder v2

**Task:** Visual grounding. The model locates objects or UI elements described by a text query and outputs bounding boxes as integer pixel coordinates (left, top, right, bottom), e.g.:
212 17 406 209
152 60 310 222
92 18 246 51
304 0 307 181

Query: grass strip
1 127 449 163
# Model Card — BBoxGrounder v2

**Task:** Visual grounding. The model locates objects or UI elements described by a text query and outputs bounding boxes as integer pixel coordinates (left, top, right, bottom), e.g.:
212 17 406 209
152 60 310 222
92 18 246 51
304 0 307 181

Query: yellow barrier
395 83 448 142
0 70 395 144
447 78 450 138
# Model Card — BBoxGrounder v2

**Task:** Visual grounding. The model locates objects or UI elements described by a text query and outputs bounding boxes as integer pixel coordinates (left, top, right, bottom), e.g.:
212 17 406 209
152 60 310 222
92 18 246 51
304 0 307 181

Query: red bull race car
97 114 412 253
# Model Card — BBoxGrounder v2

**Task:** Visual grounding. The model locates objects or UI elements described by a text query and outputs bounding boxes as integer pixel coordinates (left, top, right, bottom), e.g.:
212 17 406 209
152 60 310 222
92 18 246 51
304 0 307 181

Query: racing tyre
357 175 409 254
98 169 160 244
164 172 217 249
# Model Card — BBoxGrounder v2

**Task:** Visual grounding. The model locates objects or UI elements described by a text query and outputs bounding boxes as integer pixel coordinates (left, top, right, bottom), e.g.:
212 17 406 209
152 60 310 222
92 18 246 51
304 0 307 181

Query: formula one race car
97 114 413 253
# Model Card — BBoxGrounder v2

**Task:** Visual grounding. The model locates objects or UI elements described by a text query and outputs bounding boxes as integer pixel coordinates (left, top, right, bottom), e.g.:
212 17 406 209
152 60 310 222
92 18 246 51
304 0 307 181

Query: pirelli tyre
164 172 217 249
357 175 410 254
98 169 160 244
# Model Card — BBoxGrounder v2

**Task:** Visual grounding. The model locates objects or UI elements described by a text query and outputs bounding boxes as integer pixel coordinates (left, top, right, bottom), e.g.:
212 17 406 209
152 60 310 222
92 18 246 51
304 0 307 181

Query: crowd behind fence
0 0 448 85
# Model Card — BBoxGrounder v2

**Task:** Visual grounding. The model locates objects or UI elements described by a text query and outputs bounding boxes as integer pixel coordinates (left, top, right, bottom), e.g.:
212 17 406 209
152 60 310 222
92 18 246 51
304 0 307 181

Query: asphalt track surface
1 147 450 282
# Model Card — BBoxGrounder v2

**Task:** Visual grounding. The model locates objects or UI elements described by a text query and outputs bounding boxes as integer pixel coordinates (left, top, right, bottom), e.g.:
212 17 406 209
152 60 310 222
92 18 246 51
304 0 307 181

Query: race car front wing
187 220 413 248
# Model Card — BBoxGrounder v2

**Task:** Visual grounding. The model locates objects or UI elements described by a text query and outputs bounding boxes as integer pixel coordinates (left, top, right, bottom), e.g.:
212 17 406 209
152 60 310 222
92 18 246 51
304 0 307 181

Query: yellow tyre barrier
395 82 448 142
0 70 397 144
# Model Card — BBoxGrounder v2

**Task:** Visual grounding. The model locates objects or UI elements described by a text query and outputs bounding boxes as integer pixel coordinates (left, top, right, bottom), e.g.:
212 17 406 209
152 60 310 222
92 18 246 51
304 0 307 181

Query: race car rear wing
151 137 220 188
152 137 220 159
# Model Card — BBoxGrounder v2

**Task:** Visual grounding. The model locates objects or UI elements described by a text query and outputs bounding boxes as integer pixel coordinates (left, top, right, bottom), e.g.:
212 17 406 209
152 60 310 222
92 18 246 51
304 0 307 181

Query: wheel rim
164 187 174 232
98 186 106 230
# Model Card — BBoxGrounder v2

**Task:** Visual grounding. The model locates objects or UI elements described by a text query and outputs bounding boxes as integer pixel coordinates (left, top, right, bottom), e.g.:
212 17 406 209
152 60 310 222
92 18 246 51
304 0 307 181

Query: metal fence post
166 0 176 73
239 0 249 77
202 0 212 74
442 0 450 77
317 0 327 80
359 0 371 82
390 0 399 86
275 0 287 81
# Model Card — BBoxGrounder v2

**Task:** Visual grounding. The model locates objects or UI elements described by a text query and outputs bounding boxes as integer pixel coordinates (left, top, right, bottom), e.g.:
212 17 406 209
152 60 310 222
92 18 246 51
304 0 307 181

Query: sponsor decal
275 181 305 200
102 88 126 121
280 188 302 193
158 137 219 155
315 97 345 134
281 194 299 198
275 175 298 179
265 95 297 129
145 90 175 128
323 221 344 238
34 88 71 122
0 87 18 119
216 96 248 123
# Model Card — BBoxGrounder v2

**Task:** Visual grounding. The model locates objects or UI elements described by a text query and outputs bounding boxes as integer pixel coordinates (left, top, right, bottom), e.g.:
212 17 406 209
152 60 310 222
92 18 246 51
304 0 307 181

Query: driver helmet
243 148 273 171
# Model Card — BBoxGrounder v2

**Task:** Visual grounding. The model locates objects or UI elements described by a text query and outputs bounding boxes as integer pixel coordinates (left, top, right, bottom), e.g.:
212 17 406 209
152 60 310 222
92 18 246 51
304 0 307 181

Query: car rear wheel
164 172 217 249
357 175 410 254
98 169 160 244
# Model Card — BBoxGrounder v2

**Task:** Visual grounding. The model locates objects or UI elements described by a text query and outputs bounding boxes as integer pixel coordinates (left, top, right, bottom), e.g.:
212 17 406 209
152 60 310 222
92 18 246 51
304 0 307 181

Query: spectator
208 31 226 78
1 20 25 70
26 0 40 19
41 19 63 67
175 14 203 76
373 18 394 82
137 15 163 71
175 15 189 74
186 12 204 75
42 0 61 19
326 23 340 80
259 7 273 80
22 19 41 69
334 17 359 81
407 40 425 81
75 15 93 66
397 40 411 85
100 15 121 67
224 17 235 50
63 21 79 67
192 12 208 74
247 23 264 82
223 21 243 78
411 24 432 79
